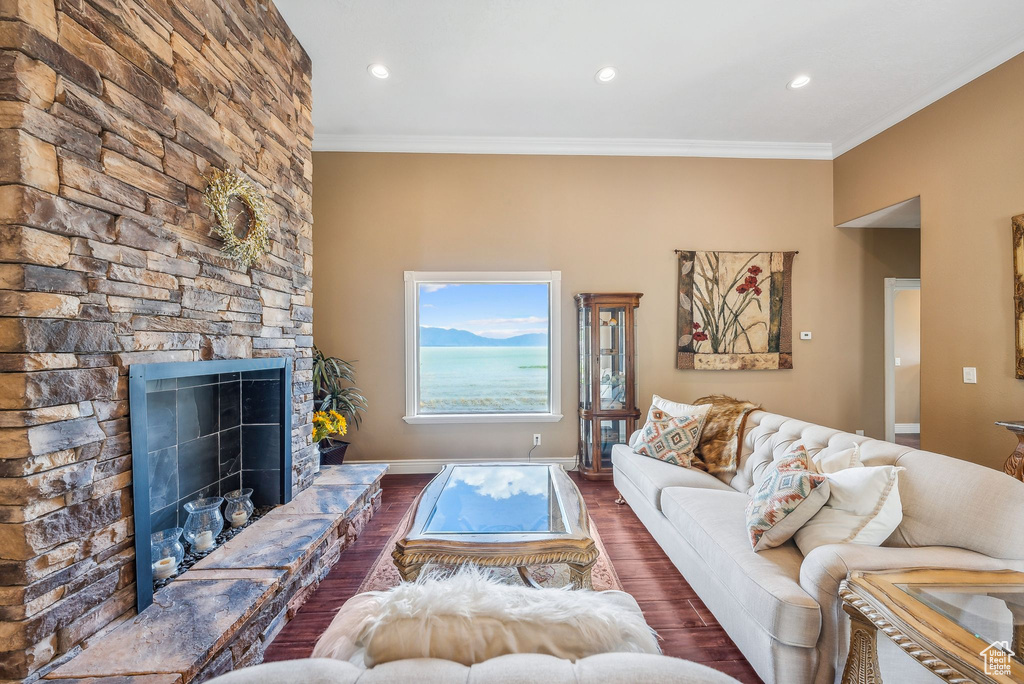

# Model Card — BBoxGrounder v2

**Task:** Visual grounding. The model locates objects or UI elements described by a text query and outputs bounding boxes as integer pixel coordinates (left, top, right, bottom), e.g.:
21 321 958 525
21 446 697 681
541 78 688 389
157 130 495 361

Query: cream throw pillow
812 443 863 474
794 465 905 555
648 394 709 422
312 567 660 667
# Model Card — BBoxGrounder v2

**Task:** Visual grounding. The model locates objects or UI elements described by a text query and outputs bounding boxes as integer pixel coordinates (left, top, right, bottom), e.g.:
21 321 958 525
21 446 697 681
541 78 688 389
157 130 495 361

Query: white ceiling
276 1 1024 159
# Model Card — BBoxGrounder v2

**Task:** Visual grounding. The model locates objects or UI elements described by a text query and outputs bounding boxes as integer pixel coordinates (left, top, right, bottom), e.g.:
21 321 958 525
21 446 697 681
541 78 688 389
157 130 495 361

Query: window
404 271 562 424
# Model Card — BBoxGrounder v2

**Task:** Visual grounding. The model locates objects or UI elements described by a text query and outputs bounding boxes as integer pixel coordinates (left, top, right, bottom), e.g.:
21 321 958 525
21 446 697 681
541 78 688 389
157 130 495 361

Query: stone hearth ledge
44 464 388 683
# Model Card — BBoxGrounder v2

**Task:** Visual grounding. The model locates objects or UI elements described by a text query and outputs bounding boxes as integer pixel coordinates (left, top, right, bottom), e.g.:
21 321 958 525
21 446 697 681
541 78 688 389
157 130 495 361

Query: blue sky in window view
419 283 548 339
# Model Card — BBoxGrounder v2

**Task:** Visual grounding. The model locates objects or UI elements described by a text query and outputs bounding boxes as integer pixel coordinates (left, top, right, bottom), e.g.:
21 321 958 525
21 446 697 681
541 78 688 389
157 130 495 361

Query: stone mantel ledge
44 464 388 683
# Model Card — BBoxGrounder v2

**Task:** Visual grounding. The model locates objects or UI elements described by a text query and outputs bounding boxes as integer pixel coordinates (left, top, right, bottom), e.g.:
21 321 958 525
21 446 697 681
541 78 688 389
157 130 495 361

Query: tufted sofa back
730 411 1024 560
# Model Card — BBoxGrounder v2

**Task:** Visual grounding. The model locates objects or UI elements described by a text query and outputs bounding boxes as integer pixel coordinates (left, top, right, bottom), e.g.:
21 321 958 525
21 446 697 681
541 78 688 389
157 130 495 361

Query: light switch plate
895 357 901 366
800 331 812 340
963 367 977 384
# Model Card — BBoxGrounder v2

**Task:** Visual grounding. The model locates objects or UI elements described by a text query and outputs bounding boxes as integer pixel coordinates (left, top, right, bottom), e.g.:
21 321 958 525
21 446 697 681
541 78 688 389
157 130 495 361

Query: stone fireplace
130 358 293 610
0 0 315 678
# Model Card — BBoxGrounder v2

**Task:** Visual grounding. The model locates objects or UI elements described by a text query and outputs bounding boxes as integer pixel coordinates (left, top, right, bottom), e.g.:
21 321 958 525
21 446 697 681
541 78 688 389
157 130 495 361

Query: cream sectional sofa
612 410 1024 684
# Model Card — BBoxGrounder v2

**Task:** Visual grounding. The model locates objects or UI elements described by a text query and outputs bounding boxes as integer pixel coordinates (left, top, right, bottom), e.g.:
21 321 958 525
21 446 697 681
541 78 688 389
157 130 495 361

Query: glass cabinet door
580 419 593 471
599 419 628 468
598 306 627 410
579 305 592 411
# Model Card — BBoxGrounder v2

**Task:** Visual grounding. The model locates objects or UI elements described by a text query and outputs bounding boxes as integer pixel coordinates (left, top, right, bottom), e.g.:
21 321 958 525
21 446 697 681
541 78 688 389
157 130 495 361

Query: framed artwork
1014 214 1024 378
676 250 796 370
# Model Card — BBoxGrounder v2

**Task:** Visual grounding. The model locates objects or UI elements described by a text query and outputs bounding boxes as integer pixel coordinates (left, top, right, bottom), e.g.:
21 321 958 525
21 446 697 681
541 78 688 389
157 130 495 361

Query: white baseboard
350 456 578 475
894 423 920 434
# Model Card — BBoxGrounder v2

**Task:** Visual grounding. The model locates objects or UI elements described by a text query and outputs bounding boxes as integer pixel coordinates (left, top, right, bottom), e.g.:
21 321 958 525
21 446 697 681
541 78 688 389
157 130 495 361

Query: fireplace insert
128 358 293 610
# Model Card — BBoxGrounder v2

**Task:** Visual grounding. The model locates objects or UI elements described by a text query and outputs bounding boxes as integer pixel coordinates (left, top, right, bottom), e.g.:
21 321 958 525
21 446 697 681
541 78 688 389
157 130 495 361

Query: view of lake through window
418 282 550 413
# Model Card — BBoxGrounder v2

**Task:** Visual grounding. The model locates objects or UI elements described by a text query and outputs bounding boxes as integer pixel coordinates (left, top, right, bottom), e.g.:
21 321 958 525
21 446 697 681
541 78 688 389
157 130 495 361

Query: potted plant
312 346 367 465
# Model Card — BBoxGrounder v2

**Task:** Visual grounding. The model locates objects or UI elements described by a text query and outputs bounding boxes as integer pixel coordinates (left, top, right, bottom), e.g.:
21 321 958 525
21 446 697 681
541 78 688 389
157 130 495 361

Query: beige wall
314 153 919 464
894 288 922 424
834 53 1024 470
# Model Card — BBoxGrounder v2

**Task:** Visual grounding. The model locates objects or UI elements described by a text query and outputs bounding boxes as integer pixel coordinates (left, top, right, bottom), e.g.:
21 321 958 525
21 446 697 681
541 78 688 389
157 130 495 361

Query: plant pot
319 439 349 466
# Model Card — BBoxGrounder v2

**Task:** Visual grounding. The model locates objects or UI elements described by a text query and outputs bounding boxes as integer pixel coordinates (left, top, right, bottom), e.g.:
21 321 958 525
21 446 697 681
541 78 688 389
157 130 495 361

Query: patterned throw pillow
633 409 707 467
745 445 831 551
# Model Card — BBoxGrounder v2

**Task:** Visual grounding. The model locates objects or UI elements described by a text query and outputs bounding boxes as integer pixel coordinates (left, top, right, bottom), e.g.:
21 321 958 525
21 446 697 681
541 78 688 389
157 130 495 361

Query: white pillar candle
194 530 215 551
230 510 248 528
153 556 177 579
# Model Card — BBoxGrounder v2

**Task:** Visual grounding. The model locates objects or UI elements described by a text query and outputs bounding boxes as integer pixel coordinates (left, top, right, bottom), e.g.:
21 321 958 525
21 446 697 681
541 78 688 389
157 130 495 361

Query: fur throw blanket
313 566 660 667
692 395 761 478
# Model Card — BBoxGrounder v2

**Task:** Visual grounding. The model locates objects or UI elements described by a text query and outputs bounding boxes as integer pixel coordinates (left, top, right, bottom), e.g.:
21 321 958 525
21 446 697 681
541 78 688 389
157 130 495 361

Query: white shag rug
313 566 659 668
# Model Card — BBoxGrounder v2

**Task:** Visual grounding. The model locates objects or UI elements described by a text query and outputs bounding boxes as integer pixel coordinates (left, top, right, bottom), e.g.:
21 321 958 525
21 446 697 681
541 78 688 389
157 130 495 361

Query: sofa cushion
612 445 733 512
660 486 821 648
465 654 577 683
745 446 830 551
206 658 361 684
572 652 740 683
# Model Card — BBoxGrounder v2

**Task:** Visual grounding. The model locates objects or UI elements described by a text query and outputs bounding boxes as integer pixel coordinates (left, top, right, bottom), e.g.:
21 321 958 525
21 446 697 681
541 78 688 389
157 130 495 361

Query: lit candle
230 510 248 528
194 530 215 551
153 556 177 579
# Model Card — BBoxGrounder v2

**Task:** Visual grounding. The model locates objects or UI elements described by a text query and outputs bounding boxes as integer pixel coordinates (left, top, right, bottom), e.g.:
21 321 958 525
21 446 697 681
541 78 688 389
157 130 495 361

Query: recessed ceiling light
595 66 617 83
787 74 811 89
368 63 390 79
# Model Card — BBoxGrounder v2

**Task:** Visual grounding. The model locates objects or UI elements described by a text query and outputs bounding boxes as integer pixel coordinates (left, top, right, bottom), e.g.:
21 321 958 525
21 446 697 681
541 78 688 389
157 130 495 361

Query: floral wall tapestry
676 250 796 370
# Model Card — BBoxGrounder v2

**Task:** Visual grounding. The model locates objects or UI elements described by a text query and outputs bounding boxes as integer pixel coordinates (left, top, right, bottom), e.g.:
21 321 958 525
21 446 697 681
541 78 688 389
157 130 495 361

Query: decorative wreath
203 168 271 268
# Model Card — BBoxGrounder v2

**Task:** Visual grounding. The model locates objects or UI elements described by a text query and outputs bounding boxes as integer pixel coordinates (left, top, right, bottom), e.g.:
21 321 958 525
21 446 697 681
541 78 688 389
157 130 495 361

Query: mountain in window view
420 327 546 347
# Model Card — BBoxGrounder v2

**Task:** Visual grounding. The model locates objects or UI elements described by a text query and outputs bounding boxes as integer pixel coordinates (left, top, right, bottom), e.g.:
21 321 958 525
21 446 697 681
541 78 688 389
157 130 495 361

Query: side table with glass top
839 569 1024 683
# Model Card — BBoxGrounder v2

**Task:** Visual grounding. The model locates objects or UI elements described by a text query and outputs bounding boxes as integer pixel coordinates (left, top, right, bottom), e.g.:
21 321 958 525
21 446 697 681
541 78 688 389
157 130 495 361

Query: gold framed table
392 463 599 589
839 569 1024 684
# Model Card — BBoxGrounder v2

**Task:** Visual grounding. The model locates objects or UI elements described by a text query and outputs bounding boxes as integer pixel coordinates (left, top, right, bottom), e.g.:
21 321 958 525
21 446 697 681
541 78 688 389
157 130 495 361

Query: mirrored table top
422 464 569 535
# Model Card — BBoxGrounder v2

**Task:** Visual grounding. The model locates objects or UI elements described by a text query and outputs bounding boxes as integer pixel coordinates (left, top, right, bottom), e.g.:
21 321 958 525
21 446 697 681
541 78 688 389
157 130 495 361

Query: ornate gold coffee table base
392 548 597 590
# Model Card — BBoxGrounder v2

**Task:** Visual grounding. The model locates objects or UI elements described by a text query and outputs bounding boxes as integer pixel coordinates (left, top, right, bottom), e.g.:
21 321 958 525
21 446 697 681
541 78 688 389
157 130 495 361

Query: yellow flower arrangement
312 410 347 443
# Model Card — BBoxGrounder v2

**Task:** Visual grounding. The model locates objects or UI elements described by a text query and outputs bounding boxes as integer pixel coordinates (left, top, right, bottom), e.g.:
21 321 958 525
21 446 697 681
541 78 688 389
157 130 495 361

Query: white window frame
403 271 562 424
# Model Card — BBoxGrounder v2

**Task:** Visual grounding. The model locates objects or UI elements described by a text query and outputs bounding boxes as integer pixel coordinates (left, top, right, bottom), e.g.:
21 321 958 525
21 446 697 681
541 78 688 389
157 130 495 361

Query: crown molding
833 33 1024 157
313 133 833 160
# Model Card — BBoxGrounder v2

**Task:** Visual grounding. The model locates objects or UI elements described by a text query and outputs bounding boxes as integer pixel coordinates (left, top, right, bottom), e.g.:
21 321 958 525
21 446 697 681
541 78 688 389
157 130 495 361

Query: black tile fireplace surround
129 358 293 609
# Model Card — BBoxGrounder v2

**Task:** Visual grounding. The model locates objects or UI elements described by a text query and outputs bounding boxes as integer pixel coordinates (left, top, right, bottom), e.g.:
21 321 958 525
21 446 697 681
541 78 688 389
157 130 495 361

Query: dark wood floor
264 473 761 683
895 433 921 449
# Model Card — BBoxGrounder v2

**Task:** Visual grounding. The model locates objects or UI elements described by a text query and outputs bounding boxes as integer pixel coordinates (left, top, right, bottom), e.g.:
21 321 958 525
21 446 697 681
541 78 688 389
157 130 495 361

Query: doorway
884 278 921 446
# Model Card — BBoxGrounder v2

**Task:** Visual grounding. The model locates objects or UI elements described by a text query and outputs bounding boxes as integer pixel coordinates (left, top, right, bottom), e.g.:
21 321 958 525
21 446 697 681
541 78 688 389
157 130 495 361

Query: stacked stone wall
0 0 314 678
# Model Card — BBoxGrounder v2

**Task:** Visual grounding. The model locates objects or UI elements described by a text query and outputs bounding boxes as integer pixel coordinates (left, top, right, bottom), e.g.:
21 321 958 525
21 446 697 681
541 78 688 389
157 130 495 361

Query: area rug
357 509 623 592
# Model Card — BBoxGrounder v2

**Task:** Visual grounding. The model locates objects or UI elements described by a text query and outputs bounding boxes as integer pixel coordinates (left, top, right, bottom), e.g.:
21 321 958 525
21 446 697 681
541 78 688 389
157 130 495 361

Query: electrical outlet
963 367 977 384
533 434 541 446
894 357 901 366
800 331 812 340
856 429 865 436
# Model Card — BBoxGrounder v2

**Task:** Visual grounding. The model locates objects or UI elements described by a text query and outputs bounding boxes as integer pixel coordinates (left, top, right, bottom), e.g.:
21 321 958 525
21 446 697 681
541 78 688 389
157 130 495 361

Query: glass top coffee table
392 463 599 589
840 569 1024 683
